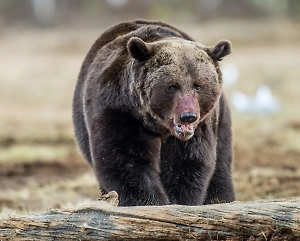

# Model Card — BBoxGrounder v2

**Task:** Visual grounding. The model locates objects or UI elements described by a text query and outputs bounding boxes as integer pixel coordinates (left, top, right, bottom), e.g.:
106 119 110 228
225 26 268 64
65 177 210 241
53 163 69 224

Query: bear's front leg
160 124 217 205
204 96 235 204
88 109 169 206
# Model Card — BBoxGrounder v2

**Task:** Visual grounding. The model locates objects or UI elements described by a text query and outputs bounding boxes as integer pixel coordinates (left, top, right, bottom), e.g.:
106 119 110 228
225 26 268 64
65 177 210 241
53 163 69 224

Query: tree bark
0 196 299 241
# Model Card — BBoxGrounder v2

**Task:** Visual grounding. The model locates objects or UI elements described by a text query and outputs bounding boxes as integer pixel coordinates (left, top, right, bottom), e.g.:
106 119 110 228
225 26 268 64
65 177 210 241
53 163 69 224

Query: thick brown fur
73 20 235 206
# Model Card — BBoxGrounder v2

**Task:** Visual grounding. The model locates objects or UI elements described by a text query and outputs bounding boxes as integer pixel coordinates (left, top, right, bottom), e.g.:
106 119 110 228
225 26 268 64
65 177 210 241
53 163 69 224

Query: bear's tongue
174 123 195 140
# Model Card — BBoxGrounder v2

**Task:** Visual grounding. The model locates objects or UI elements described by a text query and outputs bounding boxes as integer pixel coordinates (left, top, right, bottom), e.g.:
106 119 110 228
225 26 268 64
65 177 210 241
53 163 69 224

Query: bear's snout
174 93 200 124
179 112 197 124
169 94 200 141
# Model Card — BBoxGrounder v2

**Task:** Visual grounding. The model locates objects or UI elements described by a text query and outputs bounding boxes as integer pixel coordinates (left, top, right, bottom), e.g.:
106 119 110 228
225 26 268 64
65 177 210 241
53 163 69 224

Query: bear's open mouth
173 123 195 141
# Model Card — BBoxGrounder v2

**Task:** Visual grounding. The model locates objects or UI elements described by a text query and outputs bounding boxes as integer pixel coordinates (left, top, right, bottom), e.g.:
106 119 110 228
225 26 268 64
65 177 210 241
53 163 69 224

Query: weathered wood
0 196 299 240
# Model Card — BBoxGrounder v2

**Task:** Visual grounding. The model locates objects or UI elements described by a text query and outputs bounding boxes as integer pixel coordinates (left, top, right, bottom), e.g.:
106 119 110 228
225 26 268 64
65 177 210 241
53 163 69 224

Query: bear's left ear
127 37 154 61
208 40 232 61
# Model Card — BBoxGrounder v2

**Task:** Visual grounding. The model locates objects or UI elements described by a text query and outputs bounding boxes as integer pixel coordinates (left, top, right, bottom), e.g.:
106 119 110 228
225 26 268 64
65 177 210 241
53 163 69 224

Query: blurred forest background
0 0 300 216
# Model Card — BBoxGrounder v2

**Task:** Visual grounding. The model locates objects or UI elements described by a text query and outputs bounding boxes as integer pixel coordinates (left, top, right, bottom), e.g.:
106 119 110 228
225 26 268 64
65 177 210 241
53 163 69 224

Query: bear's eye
194 84 201 92
169 85 179 92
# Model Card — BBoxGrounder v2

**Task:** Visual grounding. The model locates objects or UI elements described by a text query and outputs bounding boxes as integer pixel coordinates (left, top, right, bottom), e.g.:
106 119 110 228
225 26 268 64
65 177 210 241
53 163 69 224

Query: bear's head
127 37 231 140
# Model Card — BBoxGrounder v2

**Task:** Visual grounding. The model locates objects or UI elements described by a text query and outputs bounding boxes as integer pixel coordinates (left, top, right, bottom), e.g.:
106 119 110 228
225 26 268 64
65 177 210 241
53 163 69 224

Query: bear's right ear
208 40 232 61
127 37 154 61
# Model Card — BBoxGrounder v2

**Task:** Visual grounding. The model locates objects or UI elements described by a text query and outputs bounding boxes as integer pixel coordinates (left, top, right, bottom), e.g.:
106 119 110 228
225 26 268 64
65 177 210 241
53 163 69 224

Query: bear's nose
179 112 197 124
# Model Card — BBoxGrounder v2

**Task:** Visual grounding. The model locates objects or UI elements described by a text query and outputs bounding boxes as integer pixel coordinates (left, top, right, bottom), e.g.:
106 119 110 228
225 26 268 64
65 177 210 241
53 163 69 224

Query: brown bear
72 20 235 206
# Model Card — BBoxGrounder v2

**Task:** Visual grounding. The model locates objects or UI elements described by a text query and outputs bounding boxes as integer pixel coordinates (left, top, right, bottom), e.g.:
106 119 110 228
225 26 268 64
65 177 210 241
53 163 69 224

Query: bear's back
79 20 194 80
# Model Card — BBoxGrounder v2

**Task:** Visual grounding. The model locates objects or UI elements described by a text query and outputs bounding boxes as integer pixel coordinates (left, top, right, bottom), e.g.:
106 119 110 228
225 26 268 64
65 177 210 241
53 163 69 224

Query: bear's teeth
175 124 183 134
174 124 194 140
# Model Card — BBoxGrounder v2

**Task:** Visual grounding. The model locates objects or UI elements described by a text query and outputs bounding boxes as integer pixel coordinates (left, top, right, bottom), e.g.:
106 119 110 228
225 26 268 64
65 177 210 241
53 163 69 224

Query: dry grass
0 19 299 216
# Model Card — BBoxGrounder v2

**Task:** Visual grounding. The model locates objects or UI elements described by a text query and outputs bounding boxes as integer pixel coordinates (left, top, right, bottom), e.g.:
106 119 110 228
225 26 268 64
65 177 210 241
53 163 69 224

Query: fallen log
0 194 299 241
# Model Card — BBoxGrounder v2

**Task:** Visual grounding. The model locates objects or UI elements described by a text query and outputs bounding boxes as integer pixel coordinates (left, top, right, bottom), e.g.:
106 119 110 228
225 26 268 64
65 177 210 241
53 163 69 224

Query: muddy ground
0 19 300 217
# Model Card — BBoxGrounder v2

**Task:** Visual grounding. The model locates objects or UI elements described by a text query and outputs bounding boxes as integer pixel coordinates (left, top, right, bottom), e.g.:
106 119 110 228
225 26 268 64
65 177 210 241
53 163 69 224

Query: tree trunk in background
287 0 300 19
